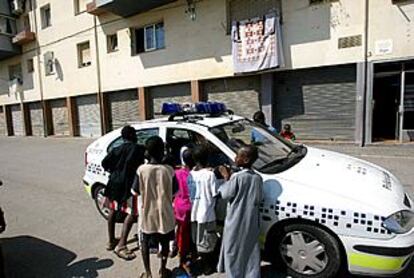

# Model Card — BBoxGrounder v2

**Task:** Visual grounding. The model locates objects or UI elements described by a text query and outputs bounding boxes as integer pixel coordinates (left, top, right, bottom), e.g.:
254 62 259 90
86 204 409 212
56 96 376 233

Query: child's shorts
105 195 138 216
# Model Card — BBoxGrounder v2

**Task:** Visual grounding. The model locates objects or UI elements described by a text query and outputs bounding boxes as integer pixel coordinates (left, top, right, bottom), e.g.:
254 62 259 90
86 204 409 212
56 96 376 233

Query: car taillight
84 152 88 167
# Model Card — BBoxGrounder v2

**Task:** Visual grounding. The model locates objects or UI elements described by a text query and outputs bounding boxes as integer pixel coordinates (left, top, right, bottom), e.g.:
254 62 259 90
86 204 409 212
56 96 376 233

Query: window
107 34 118 53
74 0 88 14
133 22 164 55
41 4 51 29
0 15 17 35
210 120 298 172
8 63 22 81
77 41 91 68
27 59 34 73
108 128 159 152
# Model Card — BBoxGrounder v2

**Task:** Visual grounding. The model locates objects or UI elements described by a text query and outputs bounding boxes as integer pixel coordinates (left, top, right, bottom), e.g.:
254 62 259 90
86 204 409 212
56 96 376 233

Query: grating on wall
338 35 362 49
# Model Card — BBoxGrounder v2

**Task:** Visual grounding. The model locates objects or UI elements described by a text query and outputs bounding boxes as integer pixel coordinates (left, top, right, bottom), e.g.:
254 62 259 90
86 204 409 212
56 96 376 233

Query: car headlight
383 210 414 234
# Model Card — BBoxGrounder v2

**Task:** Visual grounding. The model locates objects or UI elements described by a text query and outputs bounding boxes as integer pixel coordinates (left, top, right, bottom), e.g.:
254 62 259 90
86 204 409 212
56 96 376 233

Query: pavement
0 137 413 278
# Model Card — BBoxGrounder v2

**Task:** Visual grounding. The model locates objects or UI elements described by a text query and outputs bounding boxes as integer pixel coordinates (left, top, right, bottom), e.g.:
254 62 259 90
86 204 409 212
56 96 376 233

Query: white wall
1 0 414 106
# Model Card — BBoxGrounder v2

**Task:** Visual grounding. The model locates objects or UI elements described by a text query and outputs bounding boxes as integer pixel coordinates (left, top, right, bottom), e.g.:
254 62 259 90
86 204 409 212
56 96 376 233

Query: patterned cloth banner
232 13 284 73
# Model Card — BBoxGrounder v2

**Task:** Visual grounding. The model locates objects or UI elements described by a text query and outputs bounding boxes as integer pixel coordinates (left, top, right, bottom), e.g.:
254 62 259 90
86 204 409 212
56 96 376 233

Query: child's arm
130 174 140 196
217 175 238 201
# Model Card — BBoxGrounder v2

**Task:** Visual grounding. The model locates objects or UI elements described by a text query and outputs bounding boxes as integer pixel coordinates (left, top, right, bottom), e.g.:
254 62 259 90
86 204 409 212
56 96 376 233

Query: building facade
0 0 413 143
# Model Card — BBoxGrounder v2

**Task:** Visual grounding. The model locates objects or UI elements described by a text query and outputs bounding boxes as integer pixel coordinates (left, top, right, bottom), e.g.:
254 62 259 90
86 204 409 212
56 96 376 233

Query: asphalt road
0 137 413 278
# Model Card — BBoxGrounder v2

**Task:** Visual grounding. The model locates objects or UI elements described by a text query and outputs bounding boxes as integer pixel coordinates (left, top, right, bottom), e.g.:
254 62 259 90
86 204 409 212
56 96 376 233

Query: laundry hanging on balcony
232 13 284 73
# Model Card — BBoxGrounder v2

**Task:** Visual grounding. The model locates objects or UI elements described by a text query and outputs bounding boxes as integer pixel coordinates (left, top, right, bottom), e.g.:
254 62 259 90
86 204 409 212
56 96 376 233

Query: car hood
277 146 409 216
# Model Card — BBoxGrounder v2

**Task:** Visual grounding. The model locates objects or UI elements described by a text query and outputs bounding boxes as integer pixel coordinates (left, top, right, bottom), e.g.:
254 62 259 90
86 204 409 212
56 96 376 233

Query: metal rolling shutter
274 65 357 141
0 107 5 136
50 99 69 136
28 102 44 136
107 90 139 131
205 76 261 119
149 83 192 118
11 104 24 136
76 95 101 137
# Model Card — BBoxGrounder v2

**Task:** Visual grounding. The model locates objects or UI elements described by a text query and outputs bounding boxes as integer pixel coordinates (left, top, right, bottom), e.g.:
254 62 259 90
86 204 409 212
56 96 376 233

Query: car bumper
82 177 93 198
341 228 414 276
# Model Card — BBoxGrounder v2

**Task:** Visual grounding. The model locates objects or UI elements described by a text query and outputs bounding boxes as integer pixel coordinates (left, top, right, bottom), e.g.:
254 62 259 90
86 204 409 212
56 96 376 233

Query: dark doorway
372 74 401 141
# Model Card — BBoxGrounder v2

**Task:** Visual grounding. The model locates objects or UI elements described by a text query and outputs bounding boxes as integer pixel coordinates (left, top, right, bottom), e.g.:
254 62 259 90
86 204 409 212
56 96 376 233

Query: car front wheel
271 223 342 278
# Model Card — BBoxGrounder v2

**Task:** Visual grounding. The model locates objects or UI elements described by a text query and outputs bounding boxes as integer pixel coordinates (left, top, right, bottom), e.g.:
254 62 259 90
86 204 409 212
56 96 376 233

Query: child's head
253 111 266 125
145 136 164 162
121 125 137 143
235 145 259 168
192 144 209 168
283 124 292 132
181 148 195 169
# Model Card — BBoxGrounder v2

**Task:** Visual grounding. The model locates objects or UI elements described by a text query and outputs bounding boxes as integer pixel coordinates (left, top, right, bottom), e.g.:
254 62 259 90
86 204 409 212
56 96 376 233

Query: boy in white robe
217 145 263 278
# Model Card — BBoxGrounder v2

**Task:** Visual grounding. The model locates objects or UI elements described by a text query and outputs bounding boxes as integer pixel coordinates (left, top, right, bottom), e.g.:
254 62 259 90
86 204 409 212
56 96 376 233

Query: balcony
12 29 36 45
87 0 177 17
0 14 21 60
86 1 106 16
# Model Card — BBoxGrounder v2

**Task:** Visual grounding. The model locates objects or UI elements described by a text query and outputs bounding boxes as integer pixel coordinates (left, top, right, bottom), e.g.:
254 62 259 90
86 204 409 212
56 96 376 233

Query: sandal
114 246 136 261
106 239 119 251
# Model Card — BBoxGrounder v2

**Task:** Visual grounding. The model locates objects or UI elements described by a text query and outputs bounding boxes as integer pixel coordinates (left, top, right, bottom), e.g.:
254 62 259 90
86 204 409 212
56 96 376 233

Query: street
0 137 414 278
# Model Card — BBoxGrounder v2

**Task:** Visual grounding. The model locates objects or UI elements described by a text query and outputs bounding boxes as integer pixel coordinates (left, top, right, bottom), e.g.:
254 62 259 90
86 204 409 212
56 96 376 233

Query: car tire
93 185 127 223
268 223 342 278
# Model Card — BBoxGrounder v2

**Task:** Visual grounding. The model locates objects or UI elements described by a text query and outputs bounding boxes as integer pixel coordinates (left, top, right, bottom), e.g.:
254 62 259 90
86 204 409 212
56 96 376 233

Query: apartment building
0 0 413 144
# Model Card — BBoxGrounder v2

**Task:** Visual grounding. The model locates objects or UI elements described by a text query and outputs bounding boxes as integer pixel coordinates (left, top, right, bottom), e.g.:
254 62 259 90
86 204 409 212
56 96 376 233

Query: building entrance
372 61 414 142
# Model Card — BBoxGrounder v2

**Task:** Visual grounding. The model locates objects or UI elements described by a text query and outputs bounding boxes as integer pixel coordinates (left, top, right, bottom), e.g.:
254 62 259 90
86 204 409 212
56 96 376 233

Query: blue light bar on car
161 102 227 115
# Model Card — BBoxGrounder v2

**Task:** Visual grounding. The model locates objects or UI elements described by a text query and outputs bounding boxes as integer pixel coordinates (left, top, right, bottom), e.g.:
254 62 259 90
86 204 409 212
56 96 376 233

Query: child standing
132 136 176 278
280 123 296 141
187 145 219 275
217 146 263 278
174 148 195 274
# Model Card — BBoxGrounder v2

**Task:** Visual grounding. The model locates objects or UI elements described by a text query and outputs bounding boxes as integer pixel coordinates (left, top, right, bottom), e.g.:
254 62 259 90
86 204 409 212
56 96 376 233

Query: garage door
0 106 5 136
50 99 69 136
10 104 24 136
28 102 44 136
107 90 139 131
274 64 357 141
149 83 192 118
204 76 261 119
76 95 101 137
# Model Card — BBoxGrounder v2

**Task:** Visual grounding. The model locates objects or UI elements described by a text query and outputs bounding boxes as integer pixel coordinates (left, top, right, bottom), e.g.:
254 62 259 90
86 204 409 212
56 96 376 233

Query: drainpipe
361 0 369 147
31 0 48 137
93 15 105 135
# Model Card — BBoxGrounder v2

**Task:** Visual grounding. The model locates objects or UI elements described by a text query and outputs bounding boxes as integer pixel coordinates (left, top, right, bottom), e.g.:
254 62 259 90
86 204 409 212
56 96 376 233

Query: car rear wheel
93 185 111 220
270 223 342 278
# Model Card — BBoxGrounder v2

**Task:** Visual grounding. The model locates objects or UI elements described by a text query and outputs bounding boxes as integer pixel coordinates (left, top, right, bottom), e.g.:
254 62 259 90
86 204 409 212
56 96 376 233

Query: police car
83 102 414 278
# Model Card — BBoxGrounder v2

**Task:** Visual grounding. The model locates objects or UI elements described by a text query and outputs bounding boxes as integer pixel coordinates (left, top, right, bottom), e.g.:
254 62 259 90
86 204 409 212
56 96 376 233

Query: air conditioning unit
44 51 55 76
10 0 25 15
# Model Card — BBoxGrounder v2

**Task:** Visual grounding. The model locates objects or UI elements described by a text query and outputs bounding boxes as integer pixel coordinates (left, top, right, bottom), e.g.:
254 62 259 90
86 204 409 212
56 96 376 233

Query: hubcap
96 188 110 218
280 231 328 275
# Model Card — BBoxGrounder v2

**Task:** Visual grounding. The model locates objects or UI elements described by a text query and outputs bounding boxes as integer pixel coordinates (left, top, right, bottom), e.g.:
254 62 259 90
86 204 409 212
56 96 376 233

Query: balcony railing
12 29 36 45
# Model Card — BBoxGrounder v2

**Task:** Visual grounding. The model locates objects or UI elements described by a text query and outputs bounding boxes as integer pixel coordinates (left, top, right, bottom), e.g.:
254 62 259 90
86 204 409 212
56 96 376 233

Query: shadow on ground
0 236 113 278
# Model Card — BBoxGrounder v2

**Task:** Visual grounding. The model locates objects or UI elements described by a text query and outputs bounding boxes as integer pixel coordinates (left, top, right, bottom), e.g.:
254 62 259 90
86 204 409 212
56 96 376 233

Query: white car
83 104 414 278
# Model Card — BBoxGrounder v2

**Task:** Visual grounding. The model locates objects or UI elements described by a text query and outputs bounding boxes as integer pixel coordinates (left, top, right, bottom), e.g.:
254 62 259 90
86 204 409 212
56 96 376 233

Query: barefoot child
132 136 176 278
174 148 195 274
217 145 263 278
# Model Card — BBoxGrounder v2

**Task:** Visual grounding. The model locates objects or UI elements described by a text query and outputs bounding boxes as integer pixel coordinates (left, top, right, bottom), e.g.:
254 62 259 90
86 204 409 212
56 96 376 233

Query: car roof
135 114 245 128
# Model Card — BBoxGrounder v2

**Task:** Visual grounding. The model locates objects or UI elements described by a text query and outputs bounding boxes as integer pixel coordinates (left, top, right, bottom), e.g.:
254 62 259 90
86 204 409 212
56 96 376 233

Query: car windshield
210 119 298 170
